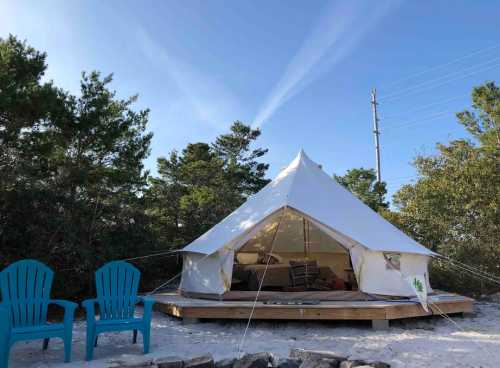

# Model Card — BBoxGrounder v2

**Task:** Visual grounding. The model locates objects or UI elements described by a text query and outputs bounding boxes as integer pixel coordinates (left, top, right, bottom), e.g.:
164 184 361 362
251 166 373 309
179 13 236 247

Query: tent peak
296 148 309 161
294 149 323 171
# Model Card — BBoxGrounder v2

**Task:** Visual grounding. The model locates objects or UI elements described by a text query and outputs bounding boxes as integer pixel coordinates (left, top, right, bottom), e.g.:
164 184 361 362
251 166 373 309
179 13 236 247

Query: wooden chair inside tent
289 260 320 289
288 216 320 289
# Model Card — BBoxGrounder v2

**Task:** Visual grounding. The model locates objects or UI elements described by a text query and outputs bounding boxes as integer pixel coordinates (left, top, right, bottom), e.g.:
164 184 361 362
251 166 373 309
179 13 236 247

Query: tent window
384 252 401 271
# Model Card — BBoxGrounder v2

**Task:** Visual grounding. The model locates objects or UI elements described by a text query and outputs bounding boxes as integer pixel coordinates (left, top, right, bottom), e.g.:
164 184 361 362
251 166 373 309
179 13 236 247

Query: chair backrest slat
26 264 36 325
110 264 118 319
95 261 140 321
123 266 133 318
18 262 27 325
40 271 53 324
117 265 125 319
130 268 140 317
0 260 53 328
102 267 111 319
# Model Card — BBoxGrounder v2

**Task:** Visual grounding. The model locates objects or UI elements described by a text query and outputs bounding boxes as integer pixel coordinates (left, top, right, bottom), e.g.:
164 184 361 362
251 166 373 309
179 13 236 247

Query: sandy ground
9 301 500 368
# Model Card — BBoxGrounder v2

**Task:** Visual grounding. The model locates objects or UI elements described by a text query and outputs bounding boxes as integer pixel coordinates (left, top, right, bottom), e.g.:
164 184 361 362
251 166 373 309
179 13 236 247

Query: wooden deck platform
153 292 474 329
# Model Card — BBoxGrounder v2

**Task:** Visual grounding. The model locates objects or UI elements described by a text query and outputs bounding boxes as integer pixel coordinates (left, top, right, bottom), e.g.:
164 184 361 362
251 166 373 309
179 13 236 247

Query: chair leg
86 327 95 361
42 338 49 350
63 332 72 363
142 327 151 354
0 306 10 368
0 345 10 368
133 329 138 344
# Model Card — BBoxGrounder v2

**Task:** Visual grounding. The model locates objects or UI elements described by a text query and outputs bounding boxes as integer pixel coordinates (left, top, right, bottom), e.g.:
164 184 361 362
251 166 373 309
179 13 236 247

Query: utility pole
371 88 381 183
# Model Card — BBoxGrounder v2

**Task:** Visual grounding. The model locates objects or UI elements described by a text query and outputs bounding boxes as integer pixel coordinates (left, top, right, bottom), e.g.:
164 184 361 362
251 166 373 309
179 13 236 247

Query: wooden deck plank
153 292 474 322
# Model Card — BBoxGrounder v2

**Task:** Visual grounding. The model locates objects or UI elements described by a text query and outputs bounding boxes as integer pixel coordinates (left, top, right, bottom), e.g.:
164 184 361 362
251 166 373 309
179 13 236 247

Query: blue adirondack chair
0 260 78 365
82 261 155 361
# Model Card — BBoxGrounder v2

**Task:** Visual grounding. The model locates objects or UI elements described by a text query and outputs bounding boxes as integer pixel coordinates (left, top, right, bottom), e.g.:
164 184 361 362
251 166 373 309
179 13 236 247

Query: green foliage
213 121 270 195
387 81 500 296
0 35 157 298
334 168 388 211
147 122 269 248
0 36 266 299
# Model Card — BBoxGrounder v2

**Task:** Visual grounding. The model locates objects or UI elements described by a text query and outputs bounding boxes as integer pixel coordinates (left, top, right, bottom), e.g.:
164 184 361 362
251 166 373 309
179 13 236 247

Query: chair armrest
137 296 155 306
137 296 155 321
82 298 98 309
49 299 78 325
82 298 99 324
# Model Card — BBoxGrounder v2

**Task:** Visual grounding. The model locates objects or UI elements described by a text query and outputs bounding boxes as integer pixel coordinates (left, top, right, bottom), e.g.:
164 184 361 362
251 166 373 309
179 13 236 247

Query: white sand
9 302 500 368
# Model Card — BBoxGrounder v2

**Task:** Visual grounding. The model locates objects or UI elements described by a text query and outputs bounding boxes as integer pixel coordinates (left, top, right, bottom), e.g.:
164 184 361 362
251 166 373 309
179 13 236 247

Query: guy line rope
376 256 499 360
236 208 285 357
147 251 215 295
429 301 496 360
123 249 181 262
439 257 500 286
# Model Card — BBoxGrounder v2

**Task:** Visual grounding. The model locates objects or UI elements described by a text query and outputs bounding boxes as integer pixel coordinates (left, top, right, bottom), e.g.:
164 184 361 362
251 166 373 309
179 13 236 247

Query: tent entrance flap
231 207 357 292
238 207 352 255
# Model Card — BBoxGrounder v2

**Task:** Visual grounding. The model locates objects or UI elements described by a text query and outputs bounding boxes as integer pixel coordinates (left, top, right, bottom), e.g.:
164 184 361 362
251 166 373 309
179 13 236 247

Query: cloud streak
135 26 241 131
252 1 400 128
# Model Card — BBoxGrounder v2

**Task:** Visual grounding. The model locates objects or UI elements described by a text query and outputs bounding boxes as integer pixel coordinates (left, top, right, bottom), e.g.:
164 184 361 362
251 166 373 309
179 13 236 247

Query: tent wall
180 246 432 296
350 245 432 297
180 249 234 295
180 209 434 297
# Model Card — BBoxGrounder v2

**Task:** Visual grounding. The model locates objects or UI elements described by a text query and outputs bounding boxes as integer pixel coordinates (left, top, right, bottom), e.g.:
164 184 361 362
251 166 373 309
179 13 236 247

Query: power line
386 180 418 188
380 56 500 102
384 110 454 131
382 95 467 122
381 43 500 90
381 56 500 101
373 47 498 181
383 174 419 182
384 109 454 128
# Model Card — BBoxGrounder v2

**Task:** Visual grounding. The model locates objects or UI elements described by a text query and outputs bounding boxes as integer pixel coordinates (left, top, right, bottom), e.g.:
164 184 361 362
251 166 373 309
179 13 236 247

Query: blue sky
1 1 499 200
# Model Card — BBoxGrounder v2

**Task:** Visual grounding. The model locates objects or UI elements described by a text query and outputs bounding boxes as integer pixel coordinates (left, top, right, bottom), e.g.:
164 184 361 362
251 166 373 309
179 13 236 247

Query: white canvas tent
180 150 436 297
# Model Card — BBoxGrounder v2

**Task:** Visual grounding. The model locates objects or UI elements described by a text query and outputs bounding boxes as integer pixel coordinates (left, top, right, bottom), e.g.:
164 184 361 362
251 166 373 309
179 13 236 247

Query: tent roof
183 150 435 256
